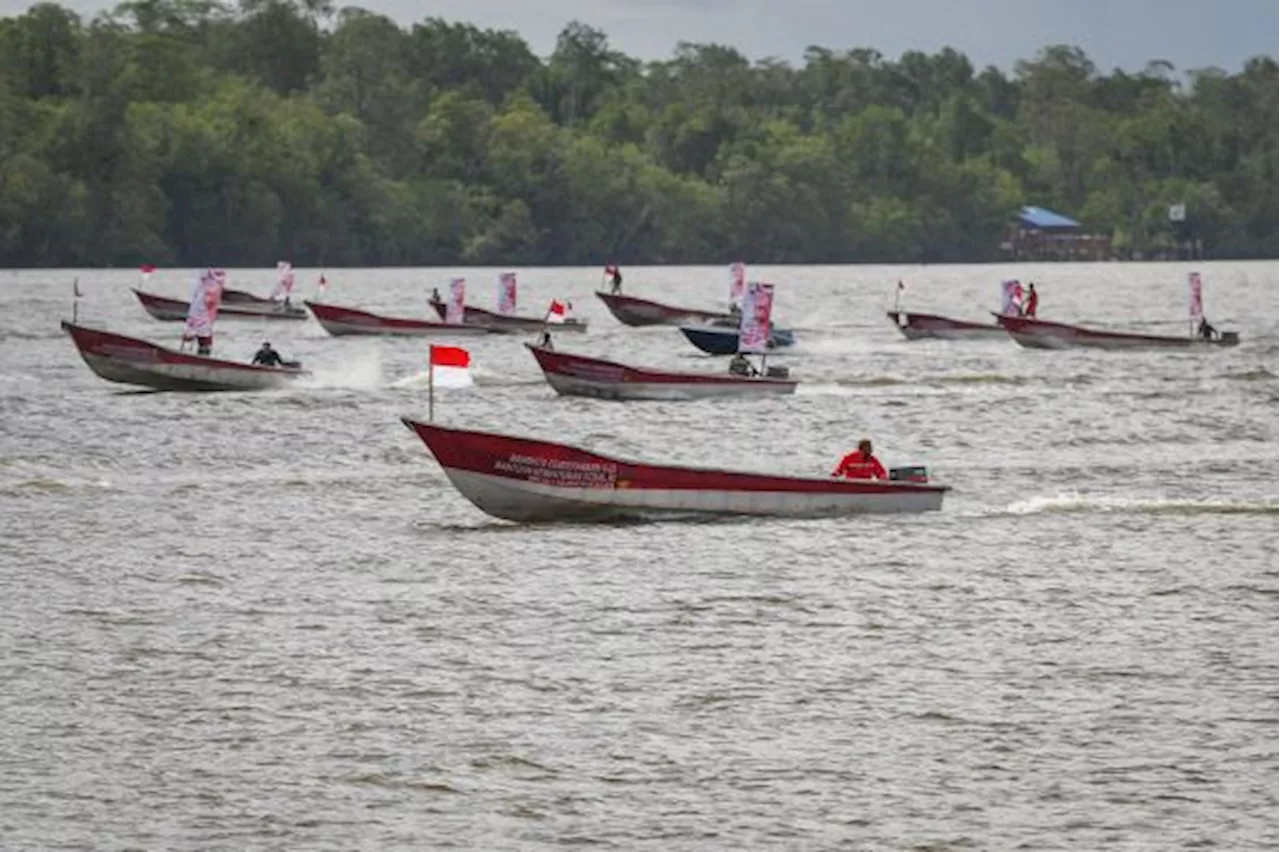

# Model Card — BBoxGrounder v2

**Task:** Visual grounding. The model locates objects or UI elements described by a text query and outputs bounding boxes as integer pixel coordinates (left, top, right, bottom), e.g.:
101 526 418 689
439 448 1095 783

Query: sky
5 0 1276 74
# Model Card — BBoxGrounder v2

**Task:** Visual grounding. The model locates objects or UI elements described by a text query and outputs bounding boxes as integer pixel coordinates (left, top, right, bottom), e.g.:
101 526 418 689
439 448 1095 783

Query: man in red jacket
1025 283 1039 317
833 438 887 480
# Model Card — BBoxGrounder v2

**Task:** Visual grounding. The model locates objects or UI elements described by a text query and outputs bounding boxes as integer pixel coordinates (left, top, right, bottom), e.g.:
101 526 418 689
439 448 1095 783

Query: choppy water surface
1 262 1276 850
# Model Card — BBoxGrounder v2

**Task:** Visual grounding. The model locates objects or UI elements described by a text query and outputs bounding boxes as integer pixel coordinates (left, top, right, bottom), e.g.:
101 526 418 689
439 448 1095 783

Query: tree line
1 0 1275 267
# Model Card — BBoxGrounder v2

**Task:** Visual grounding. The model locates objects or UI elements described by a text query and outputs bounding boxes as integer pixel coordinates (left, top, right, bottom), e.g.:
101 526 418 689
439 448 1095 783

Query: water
1 262 1276 850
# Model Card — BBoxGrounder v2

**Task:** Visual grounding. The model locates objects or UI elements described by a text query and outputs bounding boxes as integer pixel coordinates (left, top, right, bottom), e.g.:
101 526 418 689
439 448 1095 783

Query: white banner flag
738 282 774 353
498 272 517 315
183 268 225 341
1189 271 1203 321
446 278 466 324
729 262 746 307
1001 279 1024 315
272 261 295 301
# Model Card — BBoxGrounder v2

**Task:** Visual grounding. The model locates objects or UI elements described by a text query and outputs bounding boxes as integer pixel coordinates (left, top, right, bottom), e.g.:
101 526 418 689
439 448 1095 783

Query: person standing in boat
1024 283 1039 317
605 264 622 294
538 330 554 350
252 341 284 366
1197 317 1218 340
832 439 887 480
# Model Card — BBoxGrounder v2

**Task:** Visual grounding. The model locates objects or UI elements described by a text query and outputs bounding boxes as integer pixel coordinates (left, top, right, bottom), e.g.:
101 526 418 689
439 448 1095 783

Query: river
1 261 1276 849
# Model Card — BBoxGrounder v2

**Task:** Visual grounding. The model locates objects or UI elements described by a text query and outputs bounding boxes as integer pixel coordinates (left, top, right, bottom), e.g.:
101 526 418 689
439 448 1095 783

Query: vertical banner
1001 279 1024 315
184 268 225 342
446 278 466 324
1188 271 1203 322
729 262 746 308
272 262 295 301
498 272 517 315
738 282 774 353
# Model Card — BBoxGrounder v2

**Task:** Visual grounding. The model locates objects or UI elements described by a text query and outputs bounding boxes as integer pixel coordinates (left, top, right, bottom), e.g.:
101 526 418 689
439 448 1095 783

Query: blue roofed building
1002 205 1111 261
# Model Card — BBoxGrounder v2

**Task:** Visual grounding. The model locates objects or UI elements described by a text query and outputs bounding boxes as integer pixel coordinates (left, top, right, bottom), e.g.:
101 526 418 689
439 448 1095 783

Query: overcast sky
7 0 1276 74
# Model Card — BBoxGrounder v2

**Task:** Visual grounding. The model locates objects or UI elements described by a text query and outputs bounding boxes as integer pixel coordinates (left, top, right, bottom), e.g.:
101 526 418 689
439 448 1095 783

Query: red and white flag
446 278 466 324
428 344 473 387
272 261 295 301
1189 271 1203 321
738 282 774 353
139 264 155 285
183 268 225 342
545 298 570 324
498 272 517 315
729 262 746 307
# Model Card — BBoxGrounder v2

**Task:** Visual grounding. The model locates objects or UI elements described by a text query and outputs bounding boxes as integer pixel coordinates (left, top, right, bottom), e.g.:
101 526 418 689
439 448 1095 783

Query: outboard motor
765 366 790 379
889 466 929 483
1219 331 1239 345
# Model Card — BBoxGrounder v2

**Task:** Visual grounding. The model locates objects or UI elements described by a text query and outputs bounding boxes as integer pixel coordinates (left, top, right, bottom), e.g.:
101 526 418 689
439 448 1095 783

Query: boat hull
995 315 1241 350
61 321 307 391
679 324 796 355
134 289 307 321
595 291 733 327
402 420 947 523
428 300 588 334
526 344 797 401
305 301 492 337
887 311 1008 341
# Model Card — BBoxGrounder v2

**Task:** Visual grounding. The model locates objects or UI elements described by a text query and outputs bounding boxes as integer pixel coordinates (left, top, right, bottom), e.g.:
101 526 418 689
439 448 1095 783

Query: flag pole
72 277 79 324
428 346 435 423
894 280 901 313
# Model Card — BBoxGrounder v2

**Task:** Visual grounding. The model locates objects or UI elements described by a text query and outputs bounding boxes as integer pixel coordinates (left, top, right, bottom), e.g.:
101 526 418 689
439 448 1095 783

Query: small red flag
429 345 470 368
140 264 156 274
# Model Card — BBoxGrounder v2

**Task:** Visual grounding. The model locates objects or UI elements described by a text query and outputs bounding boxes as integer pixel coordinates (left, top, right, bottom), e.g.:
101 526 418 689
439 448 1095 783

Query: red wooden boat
886 311 1008 341
61 321 307 391
305 301 493 338
595 291 734 327
994 314 1241 350
526 344 797 401
427 297 588 334
133 288 307 321
402 419 947 522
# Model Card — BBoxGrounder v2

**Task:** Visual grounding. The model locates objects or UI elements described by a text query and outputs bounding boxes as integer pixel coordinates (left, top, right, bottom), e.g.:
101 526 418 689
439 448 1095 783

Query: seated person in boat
832 438 887 480
728 352 758 376
538 331 554 350
1198 317 1218 340
252 341 285 366
196 335 212 356
429 287 441 305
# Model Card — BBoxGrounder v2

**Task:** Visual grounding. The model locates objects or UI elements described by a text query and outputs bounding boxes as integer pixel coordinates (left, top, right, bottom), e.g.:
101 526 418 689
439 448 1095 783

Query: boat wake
391 369 474 389
0 475 115 495
300 350 384 390
1003 493 1279 516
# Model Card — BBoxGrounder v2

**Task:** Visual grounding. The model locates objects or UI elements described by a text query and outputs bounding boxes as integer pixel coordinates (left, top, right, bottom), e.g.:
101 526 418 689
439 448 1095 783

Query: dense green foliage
1 0 1275 266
